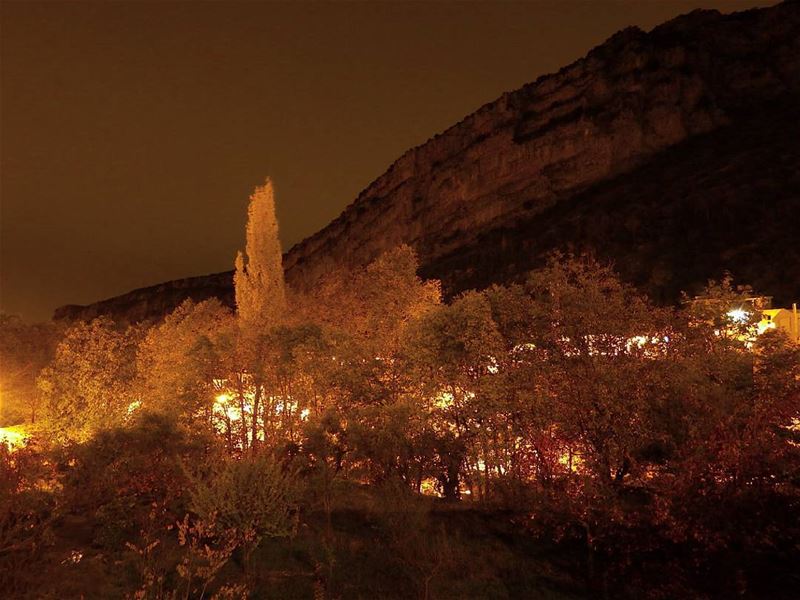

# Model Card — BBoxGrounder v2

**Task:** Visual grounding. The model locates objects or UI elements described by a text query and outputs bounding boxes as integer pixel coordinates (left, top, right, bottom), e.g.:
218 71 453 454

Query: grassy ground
21 483 586 599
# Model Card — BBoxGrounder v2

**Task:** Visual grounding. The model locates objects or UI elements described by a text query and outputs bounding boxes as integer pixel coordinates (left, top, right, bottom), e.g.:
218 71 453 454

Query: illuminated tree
188 452 299 578
230 179 292 451
136 298 234 426
234 178 287 330
406 290 509 499
299 245 441 353
0 315 58 424
524 254 673 485
37 318 138 441
287 247 443 492
683 273 763 346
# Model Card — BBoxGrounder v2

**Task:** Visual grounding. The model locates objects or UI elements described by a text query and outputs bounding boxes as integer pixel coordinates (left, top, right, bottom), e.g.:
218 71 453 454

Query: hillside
425 98 800 305
55 2 800 322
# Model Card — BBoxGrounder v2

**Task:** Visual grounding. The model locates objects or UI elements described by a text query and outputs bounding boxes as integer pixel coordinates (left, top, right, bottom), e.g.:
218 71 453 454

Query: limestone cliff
55 2 800 323
53 272 234 323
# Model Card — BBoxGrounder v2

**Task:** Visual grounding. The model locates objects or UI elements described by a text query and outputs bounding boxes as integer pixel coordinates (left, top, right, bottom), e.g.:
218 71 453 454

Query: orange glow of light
727 308 749 323
0 426 28 451
214 393 239 421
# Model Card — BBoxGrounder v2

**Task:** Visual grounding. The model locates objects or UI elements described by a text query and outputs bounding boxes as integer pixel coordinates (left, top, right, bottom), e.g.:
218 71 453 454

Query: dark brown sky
1 0 778 321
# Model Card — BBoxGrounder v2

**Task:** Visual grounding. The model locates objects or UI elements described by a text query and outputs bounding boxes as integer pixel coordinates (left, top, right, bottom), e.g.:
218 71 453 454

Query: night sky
1 1 778 321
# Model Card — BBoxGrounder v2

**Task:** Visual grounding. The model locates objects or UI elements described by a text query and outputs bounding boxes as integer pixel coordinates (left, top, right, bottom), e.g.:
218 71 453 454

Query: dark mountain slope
425 99 800 305
54 272 235 324
54 2 800 322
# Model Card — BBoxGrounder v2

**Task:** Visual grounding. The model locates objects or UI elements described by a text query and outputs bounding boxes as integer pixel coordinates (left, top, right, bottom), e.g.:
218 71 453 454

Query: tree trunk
251 382 261 451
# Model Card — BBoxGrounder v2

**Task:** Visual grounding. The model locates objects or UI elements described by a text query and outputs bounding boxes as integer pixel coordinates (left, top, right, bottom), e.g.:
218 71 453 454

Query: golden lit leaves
234 178 287 330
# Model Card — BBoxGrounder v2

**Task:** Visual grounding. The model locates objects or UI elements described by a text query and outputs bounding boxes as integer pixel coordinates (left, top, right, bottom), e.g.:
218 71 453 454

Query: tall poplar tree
234 178 287 329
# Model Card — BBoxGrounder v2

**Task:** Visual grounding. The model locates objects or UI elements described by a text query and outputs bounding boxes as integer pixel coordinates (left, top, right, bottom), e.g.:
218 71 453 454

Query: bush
59 412 211 548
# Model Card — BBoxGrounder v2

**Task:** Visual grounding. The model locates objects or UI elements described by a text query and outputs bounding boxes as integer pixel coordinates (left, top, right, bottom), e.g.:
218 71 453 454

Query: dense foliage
1 249 798 599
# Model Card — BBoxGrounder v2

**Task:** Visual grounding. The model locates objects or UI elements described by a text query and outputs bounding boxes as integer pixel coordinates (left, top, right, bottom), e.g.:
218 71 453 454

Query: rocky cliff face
425 97 800 306
53 272 234 324
55 2 800 323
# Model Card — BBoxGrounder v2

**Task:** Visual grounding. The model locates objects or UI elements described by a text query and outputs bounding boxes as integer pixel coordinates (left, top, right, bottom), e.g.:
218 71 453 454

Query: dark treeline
1 249 799 599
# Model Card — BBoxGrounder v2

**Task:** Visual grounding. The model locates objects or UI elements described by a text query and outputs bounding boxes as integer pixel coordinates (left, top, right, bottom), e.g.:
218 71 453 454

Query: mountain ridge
54 2 800 323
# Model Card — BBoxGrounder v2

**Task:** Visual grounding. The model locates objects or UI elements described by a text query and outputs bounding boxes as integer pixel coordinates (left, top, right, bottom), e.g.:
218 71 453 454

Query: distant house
759 306 800 343
686 295 800 344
